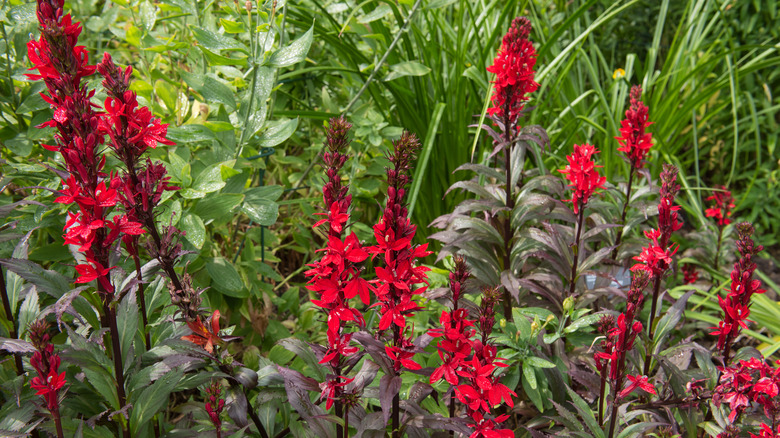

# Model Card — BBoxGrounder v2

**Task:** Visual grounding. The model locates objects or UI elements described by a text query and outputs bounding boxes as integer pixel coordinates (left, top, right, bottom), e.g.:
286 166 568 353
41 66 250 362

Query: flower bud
562 297 574 313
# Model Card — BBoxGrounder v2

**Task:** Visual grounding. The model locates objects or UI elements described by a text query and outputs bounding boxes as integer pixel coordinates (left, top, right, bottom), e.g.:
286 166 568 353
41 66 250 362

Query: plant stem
130 247 152 350
0 267 23 375
501 110 514 321
53 409 64 438
344 405 349 438
606 367 625 438
714 226 723 271
568 206 585 299
335 367 343 438
598 367 607 425
611 168 635 261
448 393 455 438
103 299 130 438
642 275 663 376
392 325 401 438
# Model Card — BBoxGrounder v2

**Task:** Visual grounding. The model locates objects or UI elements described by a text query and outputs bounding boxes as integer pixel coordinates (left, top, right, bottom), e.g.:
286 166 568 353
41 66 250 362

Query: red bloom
616 85 653 170
204 380 225 432
706 185 736 227
182 310 223 354
319 376 354 410
486 17 539 128
712 223 765 364
619 374 656 399
28 320 67 415
559 143 606 214
682 263 699 284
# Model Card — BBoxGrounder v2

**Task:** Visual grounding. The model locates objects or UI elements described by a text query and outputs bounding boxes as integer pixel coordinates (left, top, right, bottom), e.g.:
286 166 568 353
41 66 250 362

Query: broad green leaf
155 199 181 233
193 162 229 193
117 289 139 361
564 312 602 334
191 26 248 53
526 357 556 369
166 124 215 143
130 368 183 434
267 26 313 68
8 3 36 23
257 118 298 148
242 186 282 226
384 61 431 82
205 257 246 297
192 193 244 223
139 1 157 32
220 19 245 34
522 368 543 410
4 135 32 157
179 213 206 249
199 47 248 67
180 72 237 111
16 93 49 113
17 289 38 338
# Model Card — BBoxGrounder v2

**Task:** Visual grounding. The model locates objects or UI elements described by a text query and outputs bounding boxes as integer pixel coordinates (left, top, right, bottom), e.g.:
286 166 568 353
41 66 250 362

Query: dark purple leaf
0 259 71 297
226 385 249 428
276 366 334 438
379 374 401 426
0 337 36 354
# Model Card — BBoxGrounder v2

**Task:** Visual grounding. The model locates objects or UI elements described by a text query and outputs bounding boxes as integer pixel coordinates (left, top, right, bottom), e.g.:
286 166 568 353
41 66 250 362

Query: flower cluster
305 117 368 411
454 287 516 438
486 16 539 129
616 85 653 170
369 132 431 372
205 380 225 437
29 0 141 295
706 186 736 227
559 143 607 214
631 165 681 277
28 320 67 416
595 271 652 393
712 222 765 364
429 257 475 386
713 357 780 428
682 264 699 284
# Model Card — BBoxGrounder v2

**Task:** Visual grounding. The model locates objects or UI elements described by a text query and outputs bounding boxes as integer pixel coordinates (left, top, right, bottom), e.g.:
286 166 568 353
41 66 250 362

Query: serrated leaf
267 26 313 68
205 257 245 297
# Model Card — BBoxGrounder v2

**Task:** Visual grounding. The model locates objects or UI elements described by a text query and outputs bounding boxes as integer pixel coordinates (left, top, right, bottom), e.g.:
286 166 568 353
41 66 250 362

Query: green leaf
564 312 602 334
130 368 183 434
193 162 230 193
653 289 695 346
17 289 38 338
166 124 215 143
16 93 49 113
117 289 139 361
139 1 157 32
220 19 245 34
191 26 248 53
180 72 237 111
522 367 543 410
384 61 431 82
199 47 248 67
155 199 182 233
357 4 391 23
526 357 556 369
5 135 32 157
193 193 244 223
205 257 246 297
242 186 282 226
257 118 298 147
267 26 313 68
179 213 206 249
522 363 537 390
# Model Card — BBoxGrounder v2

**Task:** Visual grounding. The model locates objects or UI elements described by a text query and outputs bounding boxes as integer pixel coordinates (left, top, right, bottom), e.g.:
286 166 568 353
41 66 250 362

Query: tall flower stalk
612 85 653 260
369 132 430 438
305 117 369 436
595 271 655 438
706 186 735 270
29 320 66 438
27 1 137 434
631 164 681 375
712 222 764 366
486 16 539 321
559 143 606 299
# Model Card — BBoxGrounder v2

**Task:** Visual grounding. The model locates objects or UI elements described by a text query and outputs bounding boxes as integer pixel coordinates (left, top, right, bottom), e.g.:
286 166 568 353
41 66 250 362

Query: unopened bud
562 297 574 313
499 319 507 329
245 1 252 12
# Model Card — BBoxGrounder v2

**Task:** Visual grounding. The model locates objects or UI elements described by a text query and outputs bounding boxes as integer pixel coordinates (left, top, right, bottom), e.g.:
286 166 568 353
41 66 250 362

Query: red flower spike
706 185 736 227
204 380 225 433
619 374 656 399
712 222 765 364
28 320 67 415
559 143 606 214
616 85 653 170
486 17 539 129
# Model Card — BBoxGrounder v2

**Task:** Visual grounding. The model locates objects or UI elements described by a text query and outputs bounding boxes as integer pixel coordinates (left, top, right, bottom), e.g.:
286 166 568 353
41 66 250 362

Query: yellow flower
613 68 626 79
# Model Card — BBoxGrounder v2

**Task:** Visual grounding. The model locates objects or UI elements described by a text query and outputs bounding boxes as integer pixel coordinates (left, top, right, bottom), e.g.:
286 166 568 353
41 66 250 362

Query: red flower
631 229 677 277
182 310 223 354
706 186 736 227
28 320 67 414
319 376 354 410
204 380 225 432
682 264 698 284
616 85 653 170
486 17 539 128
559 143 606 214
619 374 656 398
